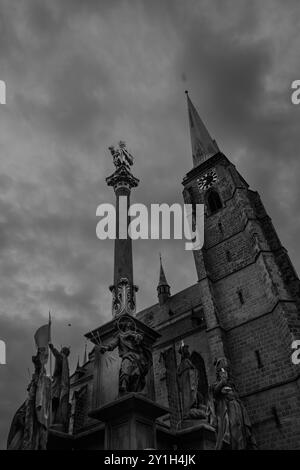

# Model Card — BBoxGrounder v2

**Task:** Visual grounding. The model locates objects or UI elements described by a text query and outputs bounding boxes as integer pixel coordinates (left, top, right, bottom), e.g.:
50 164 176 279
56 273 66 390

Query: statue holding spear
7 315 52 450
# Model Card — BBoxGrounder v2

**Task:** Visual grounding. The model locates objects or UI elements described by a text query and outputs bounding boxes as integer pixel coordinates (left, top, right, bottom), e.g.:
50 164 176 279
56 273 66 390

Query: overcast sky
0 0 300 448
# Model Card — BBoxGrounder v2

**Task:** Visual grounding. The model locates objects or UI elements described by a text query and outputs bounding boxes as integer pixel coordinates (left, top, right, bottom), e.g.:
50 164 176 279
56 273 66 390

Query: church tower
182 91 300 449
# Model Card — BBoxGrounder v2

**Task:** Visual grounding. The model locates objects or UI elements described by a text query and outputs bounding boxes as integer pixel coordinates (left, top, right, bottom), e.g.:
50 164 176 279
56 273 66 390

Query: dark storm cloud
16 56 113 150
175 0 300 262
0 0 300 448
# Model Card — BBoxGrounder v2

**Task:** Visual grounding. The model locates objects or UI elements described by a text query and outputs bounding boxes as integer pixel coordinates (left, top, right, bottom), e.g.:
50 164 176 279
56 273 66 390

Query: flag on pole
34 323 51 349
34 315 51 365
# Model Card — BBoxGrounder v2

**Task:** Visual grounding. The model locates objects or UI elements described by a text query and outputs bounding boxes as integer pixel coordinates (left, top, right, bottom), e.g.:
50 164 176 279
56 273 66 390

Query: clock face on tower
197 169 218 191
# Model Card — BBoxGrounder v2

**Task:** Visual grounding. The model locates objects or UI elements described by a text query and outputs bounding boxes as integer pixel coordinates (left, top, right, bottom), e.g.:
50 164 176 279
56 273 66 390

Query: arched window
207 190 222 214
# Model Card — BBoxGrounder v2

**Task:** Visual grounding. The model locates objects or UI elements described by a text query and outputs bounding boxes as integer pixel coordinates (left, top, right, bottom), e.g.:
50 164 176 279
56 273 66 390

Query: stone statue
7 347 51 450
98 316 152 395
209 357 257 450
7 402 26 450
49 343 70 432
177 344 207 422
109 141 134 170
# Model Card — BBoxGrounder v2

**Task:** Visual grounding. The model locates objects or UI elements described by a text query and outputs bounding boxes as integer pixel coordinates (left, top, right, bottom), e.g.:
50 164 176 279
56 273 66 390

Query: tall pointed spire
185 90 219 167
157 254 170 305
158 253 168 287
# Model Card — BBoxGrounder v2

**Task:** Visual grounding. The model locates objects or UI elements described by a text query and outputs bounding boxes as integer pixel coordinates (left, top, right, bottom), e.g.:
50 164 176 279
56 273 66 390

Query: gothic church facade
66 92 300 450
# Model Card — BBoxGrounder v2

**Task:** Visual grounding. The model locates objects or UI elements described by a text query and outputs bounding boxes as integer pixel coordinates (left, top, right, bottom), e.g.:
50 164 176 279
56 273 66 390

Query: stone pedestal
176 422 216 450
89 393 169 450
47 428 74 450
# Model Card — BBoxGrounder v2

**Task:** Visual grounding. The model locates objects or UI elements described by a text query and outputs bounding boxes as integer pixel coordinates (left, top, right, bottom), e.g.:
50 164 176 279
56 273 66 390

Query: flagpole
48 311 52 426
49 311 52 378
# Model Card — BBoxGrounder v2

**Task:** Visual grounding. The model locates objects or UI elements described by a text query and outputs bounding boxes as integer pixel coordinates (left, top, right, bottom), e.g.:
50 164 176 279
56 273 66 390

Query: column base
89 393 169 450
176 422 216 450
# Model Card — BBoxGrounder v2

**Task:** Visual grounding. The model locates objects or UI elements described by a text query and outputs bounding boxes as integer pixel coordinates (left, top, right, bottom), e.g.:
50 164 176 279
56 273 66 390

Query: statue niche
177 344 208 426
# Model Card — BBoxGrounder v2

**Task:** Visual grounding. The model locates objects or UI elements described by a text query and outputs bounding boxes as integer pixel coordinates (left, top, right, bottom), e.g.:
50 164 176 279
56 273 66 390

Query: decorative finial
157 253 170 305
158 252 169 288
